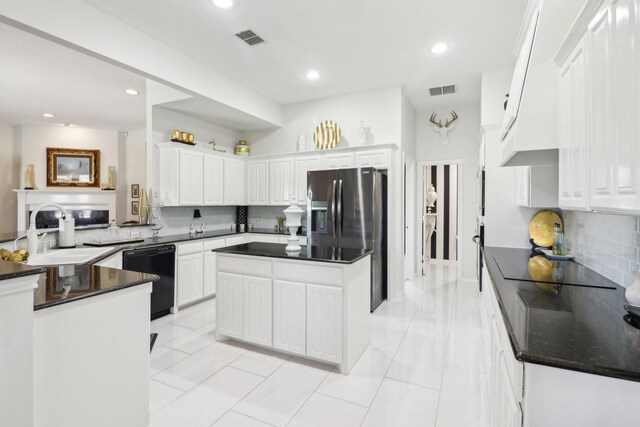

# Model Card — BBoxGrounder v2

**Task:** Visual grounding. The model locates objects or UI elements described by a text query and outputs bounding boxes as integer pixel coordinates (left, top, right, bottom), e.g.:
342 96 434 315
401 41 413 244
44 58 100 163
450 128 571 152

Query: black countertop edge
213 242 373 264
34 265 159 311
0 260 46 281
483 246 640 383
77 229 306 265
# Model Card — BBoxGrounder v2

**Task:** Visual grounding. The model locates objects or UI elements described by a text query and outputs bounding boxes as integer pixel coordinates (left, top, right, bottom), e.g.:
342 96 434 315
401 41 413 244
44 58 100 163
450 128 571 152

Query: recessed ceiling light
125 89 139 95
430 43 449 54
306 70 320 80
42 113 54 118
212 0 233 8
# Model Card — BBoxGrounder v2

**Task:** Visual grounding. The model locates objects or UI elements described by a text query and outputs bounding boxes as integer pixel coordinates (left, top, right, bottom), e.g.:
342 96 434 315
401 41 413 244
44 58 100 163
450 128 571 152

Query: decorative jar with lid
235 140 250 156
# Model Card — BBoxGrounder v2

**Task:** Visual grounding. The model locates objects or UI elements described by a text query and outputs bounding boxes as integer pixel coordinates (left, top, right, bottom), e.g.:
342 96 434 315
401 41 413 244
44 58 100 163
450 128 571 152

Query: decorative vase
424 185 438 262
149 190 163 237
283 200 304 253
297 131 306 152
24 164 34 190
356 121 368 146
107 166 116 189
139 188 149 225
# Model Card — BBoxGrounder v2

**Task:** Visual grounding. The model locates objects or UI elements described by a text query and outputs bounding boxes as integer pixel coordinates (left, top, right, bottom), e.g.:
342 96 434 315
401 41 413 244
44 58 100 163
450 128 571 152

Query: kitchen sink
26 247 115 266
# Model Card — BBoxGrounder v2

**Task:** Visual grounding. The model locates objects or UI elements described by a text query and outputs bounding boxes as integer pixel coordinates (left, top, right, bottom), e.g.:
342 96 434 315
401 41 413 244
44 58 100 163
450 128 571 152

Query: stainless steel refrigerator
306 167 388 311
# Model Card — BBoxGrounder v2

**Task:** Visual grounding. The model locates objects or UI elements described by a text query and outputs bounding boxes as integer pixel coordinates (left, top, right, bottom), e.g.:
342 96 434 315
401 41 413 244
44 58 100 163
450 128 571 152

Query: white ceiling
0 23 146 129
81 0 526 110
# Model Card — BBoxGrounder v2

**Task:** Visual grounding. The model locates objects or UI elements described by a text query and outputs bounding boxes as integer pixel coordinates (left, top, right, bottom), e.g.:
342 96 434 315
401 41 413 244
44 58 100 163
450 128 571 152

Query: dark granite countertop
33 264 159 311
484 246 640 382
213 242 372 264
0 260 46 281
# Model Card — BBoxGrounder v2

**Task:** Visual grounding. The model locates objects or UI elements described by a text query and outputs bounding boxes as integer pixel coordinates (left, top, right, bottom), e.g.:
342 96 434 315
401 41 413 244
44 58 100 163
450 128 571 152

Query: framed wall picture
46 147 100 187
131 184 140 199
131 201 139 216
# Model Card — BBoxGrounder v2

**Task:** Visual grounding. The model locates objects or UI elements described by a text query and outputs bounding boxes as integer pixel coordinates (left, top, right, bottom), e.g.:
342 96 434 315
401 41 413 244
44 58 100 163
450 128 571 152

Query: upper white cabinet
203 154 224 205
295 155 325 203
223 157 246 205
179 150 204 206
270 158 295 205
355 149 390 169
558 39 588 210
246 160 269 205
326 153 355 169
158 146 180 206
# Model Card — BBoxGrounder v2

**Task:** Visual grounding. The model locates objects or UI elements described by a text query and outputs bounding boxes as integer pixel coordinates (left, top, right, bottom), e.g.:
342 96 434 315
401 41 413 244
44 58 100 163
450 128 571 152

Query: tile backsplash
564 210 640 288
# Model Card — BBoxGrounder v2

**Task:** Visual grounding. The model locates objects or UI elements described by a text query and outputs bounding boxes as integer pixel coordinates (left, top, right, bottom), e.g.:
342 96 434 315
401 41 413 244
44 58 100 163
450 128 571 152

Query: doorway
420 161 460 275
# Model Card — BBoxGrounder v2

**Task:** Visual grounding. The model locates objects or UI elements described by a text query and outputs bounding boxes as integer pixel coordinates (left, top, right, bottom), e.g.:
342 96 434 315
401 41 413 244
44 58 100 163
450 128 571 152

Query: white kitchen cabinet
325 152 355 169
306 284 343 364
558 39 588 210
203 154 224 205
225 235 248 246
273 280 306 355
355 149 390 169
496 354 523 427
515 165 558 208
94 251 122 269
246 160 269 205
587 0 640 212
223 157 246 205
295 156 325 202
217 272 243 339
242 276 272 346
251 234 280 244
203 238 226 297
270 158 295 205
158 146 180 206
176 242 204 307
179 149 204 206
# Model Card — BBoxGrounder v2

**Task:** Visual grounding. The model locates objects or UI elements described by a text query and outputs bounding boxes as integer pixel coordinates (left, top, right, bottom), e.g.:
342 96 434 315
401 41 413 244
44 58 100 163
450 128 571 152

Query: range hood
499 0 586 167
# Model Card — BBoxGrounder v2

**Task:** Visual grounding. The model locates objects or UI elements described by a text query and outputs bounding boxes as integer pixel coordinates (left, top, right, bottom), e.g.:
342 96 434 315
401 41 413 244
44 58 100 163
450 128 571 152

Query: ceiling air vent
429 84 456 96
235 29 265 46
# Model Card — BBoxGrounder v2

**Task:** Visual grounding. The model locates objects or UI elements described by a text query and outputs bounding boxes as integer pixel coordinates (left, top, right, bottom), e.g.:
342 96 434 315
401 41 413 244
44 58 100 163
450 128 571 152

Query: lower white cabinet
242 276 272 346
203 239 226 297
306 284 343 364
273 280 306 355
217 272 243 339
176 243 204 307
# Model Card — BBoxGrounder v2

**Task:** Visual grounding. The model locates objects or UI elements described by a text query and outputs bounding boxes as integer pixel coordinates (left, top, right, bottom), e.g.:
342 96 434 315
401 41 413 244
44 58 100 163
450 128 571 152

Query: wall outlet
49 239 57 249
130 230 141 239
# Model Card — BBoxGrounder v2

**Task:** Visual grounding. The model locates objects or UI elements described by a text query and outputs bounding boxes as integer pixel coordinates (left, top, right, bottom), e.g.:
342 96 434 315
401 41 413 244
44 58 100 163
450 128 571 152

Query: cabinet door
217 272 243 339
295 156 324 203
203 154 224 205
224 158 246 205
355 150 390 169
158 147 180 206
306 284 342 363
496 354 523 427
273 280 306 355
203 239 226 297
270 159 295 205
177 252 204 306
587 6 615 207
326 153 355 169
242 276 272 346
246 160 269 205
179 150 204 206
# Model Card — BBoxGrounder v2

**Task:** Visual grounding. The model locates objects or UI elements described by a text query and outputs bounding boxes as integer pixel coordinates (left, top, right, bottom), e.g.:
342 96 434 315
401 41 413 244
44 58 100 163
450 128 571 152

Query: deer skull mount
429 111 458 143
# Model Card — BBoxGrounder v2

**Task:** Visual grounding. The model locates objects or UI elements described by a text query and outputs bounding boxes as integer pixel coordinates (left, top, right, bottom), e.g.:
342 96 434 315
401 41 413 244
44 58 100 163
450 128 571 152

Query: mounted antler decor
429 111 458 142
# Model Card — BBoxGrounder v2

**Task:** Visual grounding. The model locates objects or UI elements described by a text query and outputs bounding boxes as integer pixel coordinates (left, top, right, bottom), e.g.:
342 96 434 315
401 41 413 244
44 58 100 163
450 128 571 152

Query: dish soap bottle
552 222 564 255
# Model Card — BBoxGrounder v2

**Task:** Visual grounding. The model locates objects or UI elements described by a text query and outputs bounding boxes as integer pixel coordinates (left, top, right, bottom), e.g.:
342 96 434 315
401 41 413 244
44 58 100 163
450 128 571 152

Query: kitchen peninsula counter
213 241 373 264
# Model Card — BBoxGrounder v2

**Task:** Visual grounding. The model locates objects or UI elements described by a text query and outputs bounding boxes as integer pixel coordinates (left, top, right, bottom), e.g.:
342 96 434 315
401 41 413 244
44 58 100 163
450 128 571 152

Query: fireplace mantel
14 189 116 231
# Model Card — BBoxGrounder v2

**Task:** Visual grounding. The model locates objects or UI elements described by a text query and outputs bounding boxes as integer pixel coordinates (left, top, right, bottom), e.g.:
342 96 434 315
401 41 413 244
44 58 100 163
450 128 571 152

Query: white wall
16 126 119 189
416 104 480 281
401 91 418 280
0 124 19 234
244 86 402 155
124 129 146 222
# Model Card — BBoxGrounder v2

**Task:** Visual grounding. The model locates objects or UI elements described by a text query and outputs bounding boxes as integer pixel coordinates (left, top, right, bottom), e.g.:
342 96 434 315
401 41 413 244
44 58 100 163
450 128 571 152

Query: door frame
416 159 463 278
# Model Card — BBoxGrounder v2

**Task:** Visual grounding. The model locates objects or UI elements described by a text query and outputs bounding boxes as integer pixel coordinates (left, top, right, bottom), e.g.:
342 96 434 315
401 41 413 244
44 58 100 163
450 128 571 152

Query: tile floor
149 263 489 426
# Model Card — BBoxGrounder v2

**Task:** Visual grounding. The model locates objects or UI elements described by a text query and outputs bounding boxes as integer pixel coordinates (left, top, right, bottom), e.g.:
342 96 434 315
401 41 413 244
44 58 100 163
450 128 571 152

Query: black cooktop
491 247 617 290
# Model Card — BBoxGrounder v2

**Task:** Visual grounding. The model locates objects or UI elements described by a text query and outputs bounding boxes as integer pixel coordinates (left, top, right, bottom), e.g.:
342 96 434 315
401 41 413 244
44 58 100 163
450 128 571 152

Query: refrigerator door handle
337 179 343 239
331 179 337 236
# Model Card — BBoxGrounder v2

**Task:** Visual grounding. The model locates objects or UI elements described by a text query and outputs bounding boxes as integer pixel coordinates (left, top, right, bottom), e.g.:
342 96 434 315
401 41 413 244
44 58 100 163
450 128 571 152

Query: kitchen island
213 242 372 374
0 260 158 427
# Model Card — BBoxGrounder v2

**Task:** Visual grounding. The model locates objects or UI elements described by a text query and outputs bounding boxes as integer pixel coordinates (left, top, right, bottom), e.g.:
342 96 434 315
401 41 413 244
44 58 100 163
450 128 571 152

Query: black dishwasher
123 244 176 320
